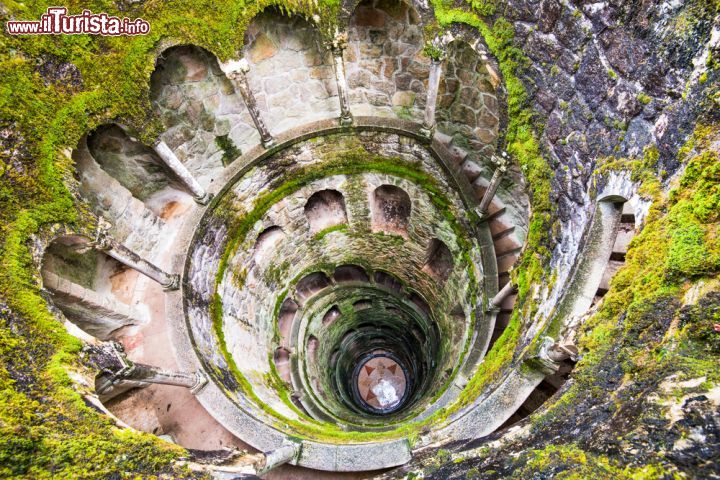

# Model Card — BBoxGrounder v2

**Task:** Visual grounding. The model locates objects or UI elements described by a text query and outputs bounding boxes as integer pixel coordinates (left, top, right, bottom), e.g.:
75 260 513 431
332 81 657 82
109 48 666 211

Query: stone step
485 206 506 222
494 233 522 255
492 226 516 241
497 252 520 272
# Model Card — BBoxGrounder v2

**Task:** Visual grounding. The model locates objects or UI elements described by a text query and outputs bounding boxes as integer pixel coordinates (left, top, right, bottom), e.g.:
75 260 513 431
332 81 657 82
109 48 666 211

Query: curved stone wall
184 130 482 437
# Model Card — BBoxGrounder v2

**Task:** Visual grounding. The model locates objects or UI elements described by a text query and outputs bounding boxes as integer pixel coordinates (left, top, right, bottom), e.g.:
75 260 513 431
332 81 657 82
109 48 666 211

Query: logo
6 7 150 36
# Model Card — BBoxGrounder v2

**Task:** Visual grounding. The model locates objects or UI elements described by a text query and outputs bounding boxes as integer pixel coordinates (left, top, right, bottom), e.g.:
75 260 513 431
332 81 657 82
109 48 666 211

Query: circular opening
353 353 410 414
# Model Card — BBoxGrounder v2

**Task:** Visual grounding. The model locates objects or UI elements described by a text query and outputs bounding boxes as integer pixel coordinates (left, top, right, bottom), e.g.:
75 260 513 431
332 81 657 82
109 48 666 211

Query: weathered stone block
248 33 278 63
392 91 416 107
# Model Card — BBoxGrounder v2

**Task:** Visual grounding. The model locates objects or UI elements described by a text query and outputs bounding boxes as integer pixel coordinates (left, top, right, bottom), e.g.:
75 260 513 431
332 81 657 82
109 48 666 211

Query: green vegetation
215 134 241 166
637 93 652 105
0 0 339 475
509 444 671 479
1 0 716 474
528 125 720 477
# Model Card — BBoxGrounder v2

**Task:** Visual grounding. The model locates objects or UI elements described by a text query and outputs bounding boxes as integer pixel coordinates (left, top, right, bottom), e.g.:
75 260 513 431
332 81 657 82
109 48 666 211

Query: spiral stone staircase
36 0 644 476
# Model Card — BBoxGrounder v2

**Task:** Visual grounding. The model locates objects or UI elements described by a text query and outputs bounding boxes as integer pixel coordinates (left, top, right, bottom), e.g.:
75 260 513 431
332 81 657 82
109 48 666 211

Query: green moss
215 134 241 166
510 444 672 479
666 222 719 278
530 125 720 470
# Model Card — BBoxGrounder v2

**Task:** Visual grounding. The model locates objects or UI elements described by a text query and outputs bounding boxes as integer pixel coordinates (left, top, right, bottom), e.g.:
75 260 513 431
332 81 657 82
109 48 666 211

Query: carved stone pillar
477 152 510 218
90 342 207 399
153 140 210 204
420 56 445 139
220 59 275 148
93 219 179 290
330 32 353 126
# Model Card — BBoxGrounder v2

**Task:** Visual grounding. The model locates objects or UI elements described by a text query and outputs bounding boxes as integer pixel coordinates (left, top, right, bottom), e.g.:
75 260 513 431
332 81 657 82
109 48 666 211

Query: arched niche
41 235 146 340
295 272 332 304
422 238 454 283
84 125 193 219
371 184 412 235
374 270 404 293
334 264 370 283
273 347 292 383
151 45 254 179
277 297 298 347
242 8 338 132
304 190 348 234
346 0 427 120
253 226 285 261
323 305 342 326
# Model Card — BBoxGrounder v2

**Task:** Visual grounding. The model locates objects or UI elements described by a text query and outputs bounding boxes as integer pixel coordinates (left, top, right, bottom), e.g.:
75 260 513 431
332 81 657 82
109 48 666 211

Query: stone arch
307 335 319 364
323 305 341 326
422 238 454 282
353 299 373 311
408 292 431 317
150 44 255 182
371 184 412 235
295 272 332 304
373 270 404 293
277 297 298 347
273 346 292 383
346 0 428 120
304 189 348 234
83 125 193 219
241 7 338 132
253 226 285 261
334 264 370 283
41 235 146 340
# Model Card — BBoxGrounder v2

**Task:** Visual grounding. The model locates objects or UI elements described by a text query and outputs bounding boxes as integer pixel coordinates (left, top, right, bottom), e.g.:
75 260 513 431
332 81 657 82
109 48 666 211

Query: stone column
420 56 445 139
477 152 510 218
153 140 210 204
220 59 275 148
91 342 208 397
93 220 179 290
126 363 208 392
256 443 301 474
488 281 516 311
330 32 353 126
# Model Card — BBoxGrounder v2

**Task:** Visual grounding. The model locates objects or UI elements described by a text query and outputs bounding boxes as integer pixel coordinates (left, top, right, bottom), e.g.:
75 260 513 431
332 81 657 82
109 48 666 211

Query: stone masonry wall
346 0 429 121
437 40 500 158
242 10 340 134
151 45 259 188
